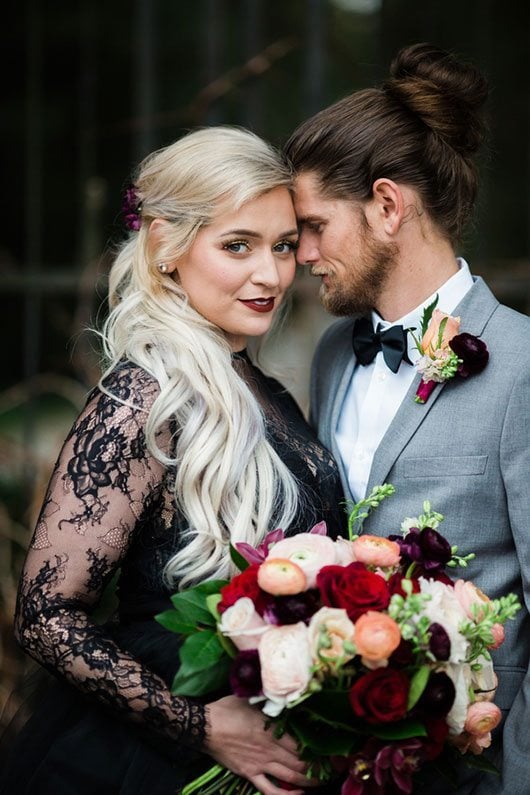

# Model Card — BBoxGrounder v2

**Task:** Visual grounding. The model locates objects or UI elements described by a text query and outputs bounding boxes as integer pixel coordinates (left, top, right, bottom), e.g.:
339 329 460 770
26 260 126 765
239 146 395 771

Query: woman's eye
274 240 299 254
224 240 250 253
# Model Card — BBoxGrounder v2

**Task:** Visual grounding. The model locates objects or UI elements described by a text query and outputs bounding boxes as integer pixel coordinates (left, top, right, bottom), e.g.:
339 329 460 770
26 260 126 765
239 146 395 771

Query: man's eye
274 240 299 254
223 240 250 253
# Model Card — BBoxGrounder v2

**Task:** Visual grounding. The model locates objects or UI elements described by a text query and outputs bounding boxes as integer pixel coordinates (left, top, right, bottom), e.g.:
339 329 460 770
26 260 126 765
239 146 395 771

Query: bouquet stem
181 763 259 795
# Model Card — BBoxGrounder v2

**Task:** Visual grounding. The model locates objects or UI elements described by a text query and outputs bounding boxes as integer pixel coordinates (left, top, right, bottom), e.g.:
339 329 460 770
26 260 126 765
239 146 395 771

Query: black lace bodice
14 356 344 755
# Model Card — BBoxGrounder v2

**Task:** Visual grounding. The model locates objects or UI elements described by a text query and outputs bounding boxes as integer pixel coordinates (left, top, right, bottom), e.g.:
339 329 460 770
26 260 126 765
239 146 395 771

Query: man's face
293 172 397 315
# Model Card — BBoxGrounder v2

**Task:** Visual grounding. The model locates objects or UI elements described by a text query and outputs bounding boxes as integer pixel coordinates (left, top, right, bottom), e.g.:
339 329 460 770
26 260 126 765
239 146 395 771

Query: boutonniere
410 296 489 404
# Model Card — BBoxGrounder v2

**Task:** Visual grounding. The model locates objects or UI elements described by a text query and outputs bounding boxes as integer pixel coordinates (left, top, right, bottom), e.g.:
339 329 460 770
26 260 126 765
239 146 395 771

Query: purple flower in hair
122 185 142 231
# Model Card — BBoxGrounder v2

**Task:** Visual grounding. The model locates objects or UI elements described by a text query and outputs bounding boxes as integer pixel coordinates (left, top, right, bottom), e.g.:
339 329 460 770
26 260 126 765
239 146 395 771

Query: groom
285 43 530 794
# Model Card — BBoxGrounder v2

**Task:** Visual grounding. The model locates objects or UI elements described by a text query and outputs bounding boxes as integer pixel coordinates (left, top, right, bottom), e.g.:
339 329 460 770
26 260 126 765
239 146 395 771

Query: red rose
423 717 449 760
349 668 409 724
317 562 390 621
218 565 269 615
387 572 421 598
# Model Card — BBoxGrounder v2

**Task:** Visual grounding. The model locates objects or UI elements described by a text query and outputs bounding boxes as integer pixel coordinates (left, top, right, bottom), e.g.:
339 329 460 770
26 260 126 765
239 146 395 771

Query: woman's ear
366 178 405 237
148 219 178 274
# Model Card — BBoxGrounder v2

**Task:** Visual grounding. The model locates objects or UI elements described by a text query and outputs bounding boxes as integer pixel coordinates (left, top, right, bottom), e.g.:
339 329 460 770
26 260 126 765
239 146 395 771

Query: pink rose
353 611 402 667
454 579 491 621
422 309 461 356
258 623 311 716
351 536 401 569
308 607 355 667
464 701 502 736
219 597 268 651
266 532 337 588
257 559 307 595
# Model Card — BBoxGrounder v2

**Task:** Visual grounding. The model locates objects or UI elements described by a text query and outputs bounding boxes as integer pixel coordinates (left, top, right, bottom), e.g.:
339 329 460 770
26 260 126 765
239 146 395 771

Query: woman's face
174 186 298 351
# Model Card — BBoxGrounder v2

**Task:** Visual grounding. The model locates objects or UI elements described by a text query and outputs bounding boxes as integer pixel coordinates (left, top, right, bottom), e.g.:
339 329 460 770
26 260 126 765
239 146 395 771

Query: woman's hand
204 695 318 795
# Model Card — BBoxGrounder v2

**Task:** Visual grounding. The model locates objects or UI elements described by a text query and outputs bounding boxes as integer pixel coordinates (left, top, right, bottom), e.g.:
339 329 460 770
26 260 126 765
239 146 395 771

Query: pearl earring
158 263 168 273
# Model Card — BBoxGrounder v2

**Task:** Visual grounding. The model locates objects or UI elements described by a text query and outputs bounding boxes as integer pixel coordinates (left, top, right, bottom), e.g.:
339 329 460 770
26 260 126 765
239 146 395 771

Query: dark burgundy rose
428 622 451 661
229 650 262 697
415 671 455 719
419 528 452 572
389 637 415 667
450 332 489 377
389 528 422 564
264 589 321 625
349 668 409 724
317 562 391 621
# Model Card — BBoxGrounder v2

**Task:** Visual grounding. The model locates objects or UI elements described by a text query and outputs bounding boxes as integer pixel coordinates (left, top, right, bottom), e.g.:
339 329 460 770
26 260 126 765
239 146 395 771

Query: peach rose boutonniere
411 297 489 404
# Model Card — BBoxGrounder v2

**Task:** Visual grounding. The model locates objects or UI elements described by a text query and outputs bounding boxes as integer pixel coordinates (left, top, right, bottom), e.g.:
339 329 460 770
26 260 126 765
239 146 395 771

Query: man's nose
296 233 319 266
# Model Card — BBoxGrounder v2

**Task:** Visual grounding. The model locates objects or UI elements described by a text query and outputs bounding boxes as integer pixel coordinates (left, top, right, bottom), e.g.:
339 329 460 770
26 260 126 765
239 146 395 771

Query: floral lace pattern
15 359 344 753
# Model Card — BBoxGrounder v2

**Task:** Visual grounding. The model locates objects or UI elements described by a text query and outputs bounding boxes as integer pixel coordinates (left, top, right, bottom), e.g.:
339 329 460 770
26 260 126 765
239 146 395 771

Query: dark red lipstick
239 298 275 313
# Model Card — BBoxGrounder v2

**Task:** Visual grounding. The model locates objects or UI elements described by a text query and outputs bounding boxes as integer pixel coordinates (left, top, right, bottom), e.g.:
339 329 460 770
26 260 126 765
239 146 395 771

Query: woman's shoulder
95 361 162 414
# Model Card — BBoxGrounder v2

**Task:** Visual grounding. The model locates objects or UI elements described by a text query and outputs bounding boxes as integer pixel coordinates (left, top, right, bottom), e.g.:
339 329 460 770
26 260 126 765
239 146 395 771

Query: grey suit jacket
311 277 530 795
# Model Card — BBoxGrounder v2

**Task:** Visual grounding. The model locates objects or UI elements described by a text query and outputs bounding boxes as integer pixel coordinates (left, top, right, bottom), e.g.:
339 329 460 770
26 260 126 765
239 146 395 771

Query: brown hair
284 43 489 244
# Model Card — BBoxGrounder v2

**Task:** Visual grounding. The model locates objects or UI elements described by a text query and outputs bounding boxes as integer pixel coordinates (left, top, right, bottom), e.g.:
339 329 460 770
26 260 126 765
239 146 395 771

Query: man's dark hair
284 43 489 245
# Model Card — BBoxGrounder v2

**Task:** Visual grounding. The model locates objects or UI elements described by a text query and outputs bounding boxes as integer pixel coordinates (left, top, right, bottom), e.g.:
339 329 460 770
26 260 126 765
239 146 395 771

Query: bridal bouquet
156 486 520 795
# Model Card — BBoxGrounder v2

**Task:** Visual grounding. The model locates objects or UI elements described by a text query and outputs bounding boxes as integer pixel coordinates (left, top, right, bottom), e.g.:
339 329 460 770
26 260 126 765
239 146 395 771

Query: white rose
219 597 268 651
418 578 469 663
445 662 472 734
258 623 312 716
266 533 337 588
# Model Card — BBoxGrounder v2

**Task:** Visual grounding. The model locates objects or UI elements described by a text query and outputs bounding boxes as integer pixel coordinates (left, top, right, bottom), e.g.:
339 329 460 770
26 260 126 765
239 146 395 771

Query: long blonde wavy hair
101 127 300 587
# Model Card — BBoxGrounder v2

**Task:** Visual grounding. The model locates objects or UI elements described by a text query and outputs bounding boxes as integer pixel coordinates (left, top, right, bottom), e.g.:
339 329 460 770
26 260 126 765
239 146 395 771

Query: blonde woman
1 128 344 795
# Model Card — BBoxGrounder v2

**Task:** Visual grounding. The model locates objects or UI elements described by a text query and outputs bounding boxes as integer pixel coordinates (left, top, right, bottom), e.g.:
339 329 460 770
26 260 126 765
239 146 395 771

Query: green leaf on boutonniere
407 665 430 710
230 543 250 571
420 295 439 337
436 316 449 350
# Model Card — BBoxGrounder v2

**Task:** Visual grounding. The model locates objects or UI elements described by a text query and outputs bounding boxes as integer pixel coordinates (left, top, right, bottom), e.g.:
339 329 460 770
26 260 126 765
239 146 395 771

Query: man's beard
320 222 397 316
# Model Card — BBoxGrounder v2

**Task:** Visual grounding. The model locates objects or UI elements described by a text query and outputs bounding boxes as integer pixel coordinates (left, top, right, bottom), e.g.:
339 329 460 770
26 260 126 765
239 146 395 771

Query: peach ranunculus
265 533 338 588
453 579 491 621
353 611 401 668
465 701 502 736
258 623 312 717
257 558 306 595
351 535 401 569
218 597 268 651
421 309 461 357
308 607 355 668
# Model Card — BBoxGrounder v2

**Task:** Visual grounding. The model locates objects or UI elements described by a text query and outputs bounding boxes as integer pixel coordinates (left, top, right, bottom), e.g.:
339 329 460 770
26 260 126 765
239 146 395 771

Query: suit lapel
328 344 357 497
365 277 498 493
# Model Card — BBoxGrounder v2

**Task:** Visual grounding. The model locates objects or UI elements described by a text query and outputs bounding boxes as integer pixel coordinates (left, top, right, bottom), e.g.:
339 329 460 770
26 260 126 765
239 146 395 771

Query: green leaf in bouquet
461 753 500 775
300 689 359 730
179 630 226 671
370 719 427 740
230 544 250 571
169 580 228 628
287 711 358 755
171 653 231 696
407 665 430 710
206 593 222 621
154 609 198 635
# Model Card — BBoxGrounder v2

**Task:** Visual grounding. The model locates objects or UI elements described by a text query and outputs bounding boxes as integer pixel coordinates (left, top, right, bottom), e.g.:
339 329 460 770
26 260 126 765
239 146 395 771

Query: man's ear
147 219 178 273
367 178 405 236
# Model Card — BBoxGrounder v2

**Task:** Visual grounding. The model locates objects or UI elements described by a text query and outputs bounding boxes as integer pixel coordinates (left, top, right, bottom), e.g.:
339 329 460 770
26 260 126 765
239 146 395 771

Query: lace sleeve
14 365 206 749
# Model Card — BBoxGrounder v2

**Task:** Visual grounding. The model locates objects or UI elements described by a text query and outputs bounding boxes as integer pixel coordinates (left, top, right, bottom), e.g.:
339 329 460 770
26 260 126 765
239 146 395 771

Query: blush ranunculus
453 579 491 621
308 606 355 668
317 562 391 622
257 558 307 595
421 309 461 356
258 623 312 716
218 564 268 615
266 533 338 588
218 596 268 651
464 701 502 736
351 536 401 569
349 668 409 724
353 611 401 665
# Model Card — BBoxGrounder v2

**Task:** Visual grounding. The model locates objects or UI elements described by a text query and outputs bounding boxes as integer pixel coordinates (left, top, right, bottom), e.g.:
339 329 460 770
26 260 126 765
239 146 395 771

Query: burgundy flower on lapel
411 297 488 404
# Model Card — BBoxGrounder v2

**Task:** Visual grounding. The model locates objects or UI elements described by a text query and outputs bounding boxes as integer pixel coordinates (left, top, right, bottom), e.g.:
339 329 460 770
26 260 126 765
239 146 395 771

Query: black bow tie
352 316 412 373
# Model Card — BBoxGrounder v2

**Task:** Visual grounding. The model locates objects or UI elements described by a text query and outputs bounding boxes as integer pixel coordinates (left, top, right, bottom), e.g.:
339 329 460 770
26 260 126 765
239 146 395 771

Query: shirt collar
371 258 474 362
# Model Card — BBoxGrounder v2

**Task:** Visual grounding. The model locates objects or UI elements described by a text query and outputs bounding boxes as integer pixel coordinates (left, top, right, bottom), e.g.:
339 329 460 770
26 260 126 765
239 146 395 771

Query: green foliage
346 483 396 540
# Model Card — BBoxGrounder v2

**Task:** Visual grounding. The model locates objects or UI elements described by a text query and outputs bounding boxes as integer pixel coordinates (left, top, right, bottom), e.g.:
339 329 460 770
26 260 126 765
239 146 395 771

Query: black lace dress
0 354 345 795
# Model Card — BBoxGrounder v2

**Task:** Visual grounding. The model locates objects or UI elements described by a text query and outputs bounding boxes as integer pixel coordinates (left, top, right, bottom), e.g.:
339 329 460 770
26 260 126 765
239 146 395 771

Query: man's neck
376 240 459 322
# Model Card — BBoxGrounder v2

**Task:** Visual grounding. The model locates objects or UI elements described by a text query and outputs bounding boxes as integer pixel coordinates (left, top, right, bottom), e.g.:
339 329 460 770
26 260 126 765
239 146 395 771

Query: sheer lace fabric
14 356 344 755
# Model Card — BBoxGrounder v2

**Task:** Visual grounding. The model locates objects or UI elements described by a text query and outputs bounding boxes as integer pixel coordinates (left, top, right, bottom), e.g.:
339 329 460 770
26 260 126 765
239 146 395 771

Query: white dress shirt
335 259 474 501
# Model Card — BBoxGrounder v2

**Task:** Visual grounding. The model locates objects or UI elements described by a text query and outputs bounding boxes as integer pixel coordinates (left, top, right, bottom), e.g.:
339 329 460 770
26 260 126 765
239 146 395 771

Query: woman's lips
239 298 276 313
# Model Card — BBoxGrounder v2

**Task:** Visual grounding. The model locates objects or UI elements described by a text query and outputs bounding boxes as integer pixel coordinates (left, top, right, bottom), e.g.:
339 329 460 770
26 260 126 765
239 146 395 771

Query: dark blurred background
1 0 529 723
